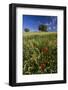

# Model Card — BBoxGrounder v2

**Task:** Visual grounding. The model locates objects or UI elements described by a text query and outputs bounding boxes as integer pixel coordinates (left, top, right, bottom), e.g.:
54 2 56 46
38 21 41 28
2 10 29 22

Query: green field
23 32 57 75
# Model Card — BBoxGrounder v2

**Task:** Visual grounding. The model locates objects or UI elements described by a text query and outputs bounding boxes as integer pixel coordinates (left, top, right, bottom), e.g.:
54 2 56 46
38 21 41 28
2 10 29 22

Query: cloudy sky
23 15 57 32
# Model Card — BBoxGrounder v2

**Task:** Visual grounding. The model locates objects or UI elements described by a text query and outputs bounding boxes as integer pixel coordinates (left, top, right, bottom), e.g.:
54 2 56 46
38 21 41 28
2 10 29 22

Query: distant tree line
24 24 48 32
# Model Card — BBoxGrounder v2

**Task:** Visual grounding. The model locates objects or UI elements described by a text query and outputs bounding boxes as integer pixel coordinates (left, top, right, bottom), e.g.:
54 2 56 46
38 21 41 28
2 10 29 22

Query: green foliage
23 32 57 75
24 28 30 32
38 24 48 32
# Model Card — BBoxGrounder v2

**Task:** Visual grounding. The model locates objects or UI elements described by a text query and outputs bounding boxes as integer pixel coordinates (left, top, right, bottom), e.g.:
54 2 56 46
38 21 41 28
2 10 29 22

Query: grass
23 32 57 75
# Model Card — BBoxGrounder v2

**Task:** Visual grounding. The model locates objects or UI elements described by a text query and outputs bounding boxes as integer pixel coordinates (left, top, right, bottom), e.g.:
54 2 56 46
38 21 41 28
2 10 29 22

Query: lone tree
24 28 30 32
38 24 48 32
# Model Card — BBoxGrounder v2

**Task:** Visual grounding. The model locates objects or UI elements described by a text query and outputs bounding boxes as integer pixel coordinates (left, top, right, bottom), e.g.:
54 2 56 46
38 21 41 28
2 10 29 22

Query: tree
38 24 48 32
24 28 30 32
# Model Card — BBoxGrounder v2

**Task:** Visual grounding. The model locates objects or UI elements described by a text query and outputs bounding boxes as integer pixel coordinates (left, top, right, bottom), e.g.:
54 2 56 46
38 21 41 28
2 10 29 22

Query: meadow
23 32 57 75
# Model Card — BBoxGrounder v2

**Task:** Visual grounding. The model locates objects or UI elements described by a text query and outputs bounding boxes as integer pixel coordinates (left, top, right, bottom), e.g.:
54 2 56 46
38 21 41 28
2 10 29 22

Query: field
23 32 57 75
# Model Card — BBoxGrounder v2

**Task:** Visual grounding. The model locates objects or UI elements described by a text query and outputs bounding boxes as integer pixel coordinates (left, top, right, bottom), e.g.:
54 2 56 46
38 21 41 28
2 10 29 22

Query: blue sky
23 15 57 32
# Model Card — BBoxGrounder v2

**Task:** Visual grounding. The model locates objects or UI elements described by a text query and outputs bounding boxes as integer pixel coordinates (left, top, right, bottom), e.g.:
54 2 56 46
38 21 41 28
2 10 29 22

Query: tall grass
23 32 57 75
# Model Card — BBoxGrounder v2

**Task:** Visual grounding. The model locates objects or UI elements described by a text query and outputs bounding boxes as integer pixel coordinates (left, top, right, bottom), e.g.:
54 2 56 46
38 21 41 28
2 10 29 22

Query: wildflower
41 47 48 53
40 63 45 72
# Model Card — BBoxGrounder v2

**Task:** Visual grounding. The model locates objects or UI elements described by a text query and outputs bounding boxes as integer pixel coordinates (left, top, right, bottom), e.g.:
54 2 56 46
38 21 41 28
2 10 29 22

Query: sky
23 15 57 32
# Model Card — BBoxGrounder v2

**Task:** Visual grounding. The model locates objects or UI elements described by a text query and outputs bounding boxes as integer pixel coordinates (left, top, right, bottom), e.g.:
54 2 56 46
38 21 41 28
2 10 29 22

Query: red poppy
40 63 45 72
41 47 48 53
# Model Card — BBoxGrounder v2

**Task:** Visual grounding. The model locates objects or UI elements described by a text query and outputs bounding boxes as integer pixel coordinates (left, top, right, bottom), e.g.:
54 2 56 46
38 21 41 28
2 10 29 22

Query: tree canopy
24 28 30 32
38 24 48 32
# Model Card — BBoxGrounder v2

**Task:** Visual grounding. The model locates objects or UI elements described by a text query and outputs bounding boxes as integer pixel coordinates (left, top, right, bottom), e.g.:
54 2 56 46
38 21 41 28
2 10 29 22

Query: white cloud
48 26 52 30
53 26 56 29
45 23 49 26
